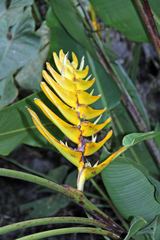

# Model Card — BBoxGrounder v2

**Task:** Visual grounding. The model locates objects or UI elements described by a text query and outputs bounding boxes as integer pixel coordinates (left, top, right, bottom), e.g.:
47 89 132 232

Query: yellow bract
27 50 128 191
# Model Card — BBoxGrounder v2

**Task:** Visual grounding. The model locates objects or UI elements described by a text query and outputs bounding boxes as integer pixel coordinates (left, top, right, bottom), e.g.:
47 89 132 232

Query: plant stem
76 0 160 168
0 217 111 235
16 227 122 240
0 168 124 236
134 0 160 58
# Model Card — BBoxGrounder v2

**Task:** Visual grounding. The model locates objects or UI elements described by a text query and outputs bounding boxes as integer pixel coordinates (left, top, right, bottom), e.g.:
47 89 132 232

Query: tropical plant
1 0 160 239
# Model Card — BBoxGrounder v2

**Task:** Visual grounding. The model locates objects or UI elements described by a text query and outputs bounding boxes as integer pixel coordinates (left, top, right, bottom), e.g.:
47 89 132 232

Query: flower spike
27 50 128 191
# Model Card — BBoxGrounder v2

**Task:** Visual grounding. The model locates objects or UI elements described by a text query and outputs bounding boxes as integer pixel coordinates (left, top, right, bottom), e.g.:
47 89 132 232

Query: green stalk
0 217 110 235
16 227 122 240
0 168 124 236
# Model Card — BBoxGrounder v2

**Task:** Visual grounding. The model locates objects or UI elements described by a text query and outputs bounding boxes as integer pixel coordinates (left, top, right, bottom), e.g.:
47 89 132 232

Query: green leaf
48 165 69 184
20 166 73 219
123 131 160 147
20 193 70 219
89 0 160 42
65 170 77 188
124 216 147 240
0 6 40 79
48 0 97 59
0 91 63 155
85 51 121 112
0 71 18 109
0 0 33 25
15 21 50 91
101 153 160 223
103 43 119 62
113 61 150 129
127 43 142 84
154 123 160 151
136 215 160 240
111 103 159 175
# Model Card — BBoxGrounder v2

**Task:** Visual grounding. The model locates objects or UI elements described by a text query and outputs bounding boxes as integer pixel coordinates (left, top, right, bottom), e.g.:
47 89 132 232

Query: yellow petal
81 117 111 137
34 98 81 144
41 82 80 126
46 62 77 92
47 62 94 92
84 130 113 156
27 107 82 167
78 105 106 120
42 70 78 108
71 52 78 69
53 52 62 73
77 91 101 106
73 66 89 79
85 146 128 180
53 52 75 80
74 78 95 91
59 49 74 71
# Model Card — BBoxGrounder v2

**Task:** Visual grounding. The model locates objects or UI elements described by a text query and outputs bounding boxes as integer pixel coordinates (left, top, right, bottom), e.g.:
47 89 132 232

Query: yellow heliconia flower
27 50 128 191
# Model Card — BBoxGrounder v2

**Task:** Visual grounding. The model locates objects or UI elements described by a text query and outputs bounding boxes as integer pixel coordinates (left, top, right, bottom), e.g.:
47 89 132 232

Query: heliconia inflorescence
27 50 127 191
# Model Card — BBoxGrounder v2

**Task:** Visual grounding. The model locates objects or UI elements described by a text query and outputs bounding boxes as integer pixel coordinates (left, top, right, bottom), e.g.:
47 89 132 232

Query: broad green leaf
101 153 160 223
65 169 77 188
124 216 147 240
0 91 63 156
15 22 50 91
15 45 49 91
20 193 70 219
85 51 121 112
123 132 160 147
20 166 75 219
48 0 97 59
113 61 150 129
47 165 69 184
0 6 40 79
33 165 70 194
0 0 33 25
89 0 160 42
0 71 18 109
127 43 142 83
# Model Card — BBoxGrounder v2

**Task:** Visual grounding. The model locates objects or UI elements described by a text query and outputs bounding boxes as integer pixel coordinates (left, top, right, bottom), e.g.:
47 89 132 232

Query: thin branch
133 0 160 57
16 227 122 240
0 217 112 235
